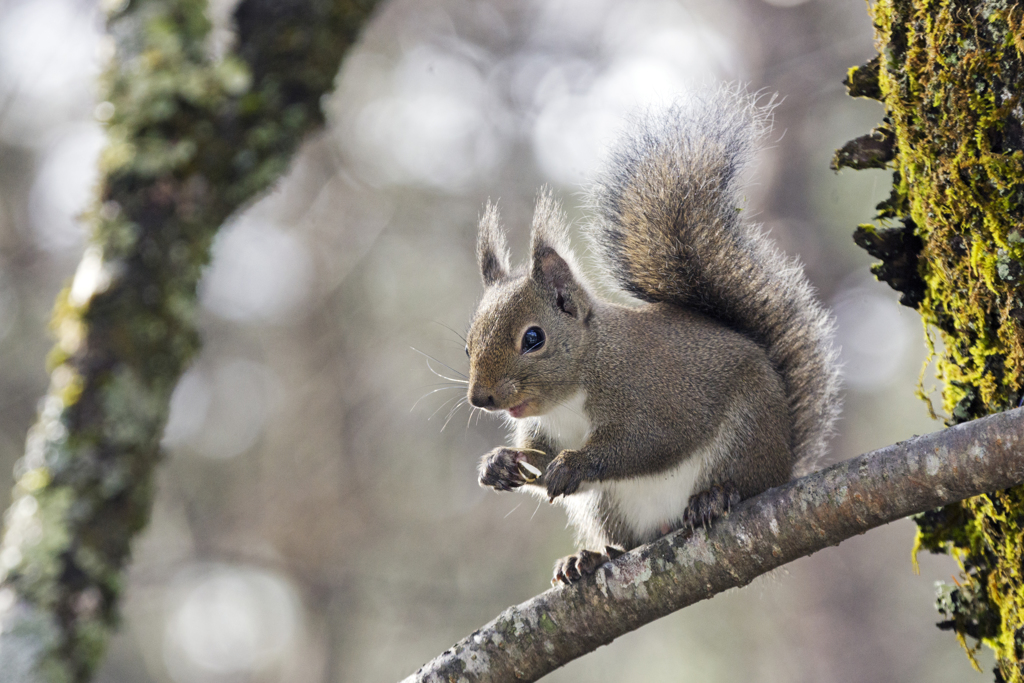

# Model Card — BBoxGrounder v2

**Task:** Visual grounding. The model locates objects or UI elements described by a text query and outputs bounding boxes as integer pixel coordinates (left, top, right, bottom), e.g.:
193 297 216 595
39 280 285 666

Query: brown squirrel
465 89 841 585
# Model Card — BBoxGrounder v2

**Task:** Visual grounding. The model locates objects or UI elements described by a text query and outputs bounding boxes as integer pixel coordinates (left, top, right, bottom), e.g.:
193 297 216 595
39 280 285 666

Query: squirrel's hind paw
682 483 741 531
552 548 620 585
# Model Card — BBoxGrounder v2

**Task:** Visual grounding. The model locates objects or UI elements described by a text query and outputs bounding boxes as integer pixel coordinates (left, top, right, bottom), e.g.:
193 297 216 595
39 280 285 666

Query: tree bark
406 407 1024 683
0 1 378 681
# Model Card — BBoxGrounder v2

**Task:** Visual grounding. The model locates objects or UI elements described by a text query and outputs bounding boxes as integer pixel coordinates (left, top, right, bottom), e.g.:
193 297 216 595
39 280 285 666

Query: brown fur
466 89 840 582
587 87 841 473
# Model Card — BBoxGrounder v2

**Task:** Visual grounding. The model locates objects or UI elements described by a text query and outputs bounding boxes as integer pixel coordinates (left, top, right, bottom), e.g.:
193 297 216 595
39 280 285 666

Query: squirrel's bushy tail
587 87 841 473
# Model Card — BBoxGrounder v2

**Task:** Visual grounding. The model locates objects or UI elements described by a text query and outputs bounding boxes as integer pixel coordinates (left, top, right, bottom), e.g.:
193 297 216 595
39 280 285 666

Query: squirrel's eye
465 345 470 358
521 326 545 354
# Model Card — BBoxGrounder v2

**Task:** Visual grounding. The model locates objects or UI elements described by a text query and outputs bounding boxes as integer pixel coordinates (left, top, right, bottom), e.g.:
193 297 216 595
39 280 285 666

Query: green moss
839 0 1024 677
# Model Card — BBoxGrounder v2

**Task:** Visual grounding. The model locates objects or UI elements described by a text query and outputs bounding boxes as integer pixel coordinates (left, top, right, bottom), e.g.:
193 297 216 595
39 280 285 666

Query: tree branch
406 407 1024 683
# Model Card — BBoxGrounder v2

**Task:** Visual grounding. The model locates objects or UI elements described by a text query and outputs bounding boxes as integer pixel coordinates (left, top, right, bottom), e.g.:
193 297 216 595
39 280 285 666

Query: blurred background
0 0 990 680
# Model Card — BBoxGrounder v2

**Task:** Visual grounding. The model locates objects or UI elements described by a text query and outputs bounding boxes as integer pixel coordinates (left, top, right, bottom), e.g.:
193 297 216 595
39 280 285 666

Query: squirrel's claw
478 448 529 491
552 548 616 585
682 483 741 531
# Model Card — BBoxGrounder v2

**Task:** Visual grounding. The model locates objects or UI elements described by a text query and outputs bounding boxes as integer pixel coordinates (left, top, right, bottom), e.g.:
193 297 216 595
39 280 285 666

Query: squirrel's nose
469 387 496 410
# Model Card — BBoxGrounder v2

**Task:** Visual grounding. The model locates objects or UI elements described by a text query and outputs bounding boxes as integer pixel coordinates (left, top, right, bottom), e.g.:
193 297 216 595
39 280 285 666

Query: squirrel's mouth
507 399 532 419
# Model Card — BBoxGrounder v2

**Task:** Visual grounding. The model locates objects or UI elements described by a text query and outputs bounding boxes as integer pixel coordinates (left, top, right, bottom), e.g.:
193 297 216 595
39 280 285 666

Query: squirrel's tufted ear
530 190 592 321
477 201 510 287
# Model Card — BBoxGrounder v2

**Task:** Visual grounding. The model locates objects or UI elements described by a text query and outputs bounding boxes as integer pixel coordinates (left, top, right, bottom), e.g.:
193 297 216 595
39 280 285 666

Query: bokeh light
0 0 101 142
832 273 919 393
163 359 279 459
200 218 313 323
28 123 104 252
163 564 302 682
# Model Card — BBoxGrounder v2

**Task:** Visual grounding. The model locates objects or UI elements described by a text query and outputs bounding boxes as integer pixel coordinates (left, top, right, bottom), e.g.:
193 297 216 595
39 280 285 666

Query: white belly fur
602 418 737 541
600 458 702 541
520 389 736 544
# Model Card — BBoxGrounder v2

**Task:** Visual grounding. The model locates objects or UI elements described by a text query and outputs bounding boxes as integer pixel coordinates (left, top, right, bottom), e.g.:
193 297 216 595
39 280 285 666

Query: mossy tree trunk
0 0 378 681
835 1 1024 678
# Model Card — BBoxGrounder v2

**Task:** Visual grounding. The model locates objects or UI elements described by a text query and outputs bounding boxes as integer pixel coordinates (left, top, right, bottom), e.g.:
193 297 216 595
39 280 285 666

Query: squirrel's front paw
544 450 586 500
478 448 534 491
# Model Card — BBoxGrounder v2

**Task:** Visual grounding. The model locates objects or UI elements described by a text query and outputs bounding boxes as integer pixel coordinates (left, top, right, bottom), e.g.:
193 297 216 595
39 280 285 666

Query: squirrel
465 88 841 585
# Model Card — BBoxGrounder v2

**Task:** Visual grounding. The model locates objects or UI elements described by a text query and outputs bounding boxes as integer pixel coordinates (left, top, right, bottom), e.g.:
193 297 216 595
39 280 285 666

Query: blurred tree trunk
834 1 1024 678
0 0 378 680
